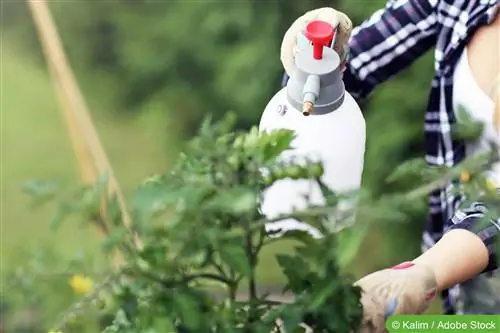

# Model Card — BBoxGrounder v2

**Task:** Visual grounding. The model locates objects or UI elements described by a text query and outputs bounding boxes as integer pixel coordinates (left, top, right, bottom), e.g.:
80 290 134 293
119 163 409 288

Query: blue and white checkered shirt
282 0 499 314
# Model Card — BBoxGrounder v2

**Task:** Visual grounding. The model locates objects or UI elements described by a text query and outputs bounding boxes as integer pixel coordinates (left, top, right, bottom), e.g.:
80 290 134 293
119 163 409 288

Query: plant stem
131 267 233 288
245 231 258 323
184 273 234 286
228 282 238 301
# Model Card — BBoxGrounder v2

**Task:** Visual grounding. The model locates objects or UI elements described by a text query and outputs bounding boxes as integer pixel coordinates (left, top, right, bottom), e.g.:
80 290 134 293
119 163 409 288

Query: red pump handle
304 20 335 60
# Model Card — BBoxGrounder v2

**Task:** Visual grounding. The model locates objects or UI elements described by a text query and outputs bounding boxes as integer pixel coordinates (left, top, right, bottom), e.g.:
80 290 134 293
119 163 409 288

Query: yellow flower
48 330 62 333
459 170 471 183
69 274 94 295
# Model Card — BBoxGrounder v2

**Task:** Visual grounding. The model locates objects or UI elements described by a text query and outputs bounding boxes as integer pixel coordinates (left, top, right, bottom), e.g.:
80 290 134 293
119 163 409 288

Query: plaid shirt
282 0 499 314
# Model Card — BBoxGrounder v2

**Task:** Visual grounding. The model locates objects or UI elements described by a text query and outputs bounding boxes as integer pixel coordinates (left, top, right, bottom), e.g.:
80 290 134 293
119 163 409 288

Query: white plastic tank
259 20 366 238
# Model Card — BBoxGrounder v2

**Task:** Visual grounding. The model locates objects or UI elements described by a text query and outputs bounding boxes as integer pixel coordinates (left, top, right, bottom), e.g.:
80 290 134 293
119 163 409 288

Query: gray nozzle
286 41 345 116
302 75 320 115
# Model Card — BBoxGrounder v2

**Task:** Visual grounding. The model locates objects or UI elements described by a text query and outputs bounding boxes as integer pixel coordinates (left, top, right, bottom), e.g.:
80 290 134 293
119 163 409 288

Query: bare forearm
412 229 489 291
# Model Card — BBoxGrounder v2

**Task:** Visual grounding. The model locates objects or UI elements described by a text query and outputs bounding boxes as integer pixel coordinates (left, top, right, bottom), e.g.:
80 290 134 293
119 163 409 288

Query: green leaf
49 201 77 230
22 180 59 208
219 245 252 278
151 317 176 332
452 105 484 140
279 306 304 333
315 177 338 206
386 157 427 183
276 254 310 293
261 129 295 162
207 188 257 214
22 179 59 197
106 194 124 227
308 280 337 310
337 222 371 269
174 293 203 330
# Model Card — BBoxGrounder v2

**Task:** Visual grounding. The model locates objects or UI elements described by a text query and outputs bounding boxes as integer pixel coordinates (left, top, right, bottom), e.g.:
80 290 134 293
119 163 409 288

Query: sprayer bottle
259 20 366 238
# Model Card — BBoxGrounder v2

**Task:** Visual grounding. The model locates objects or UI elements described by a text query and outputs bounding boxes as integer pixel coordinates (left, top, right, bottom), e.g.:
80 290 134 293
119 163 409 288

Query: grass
1 41 172 270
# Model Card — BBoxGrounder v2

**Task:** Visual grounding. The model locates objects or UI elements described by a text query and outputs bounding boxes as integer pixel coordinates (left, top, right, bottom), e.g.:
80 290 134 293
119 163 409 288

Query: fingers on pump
280 7 339 75
336 11 353 33
313 7 340 27
281 14 304 75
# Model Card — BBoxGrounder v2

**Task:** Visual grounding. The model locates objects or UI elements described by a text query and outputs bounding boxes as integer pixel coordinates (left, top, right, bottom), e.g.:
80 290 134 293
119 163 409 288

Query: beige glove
355 262 438 333
280 7 353 76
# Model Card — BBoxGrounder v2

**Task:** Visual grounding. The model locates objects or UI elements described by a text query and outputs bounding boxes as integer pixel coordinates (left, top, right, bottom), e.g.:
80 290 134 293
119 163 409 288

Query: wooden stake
27 0 142 268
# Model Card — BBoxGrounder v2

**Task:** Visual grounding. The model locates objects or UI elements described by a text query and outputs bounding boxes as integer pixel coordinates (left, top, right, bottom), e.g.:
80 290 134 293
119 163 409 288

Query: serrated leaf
276 254 310 293
337 222 371 269
175 294 202 330
386 158 427 183
207 188 257 214
261 129 295 162
279 306 303 333
219 245 252 278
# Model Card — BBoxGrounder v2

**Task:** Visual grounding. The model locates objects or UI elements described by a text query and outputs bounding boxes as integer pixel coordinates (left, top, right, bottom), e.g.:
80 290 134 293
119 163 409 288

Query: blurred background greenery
1 0 439 329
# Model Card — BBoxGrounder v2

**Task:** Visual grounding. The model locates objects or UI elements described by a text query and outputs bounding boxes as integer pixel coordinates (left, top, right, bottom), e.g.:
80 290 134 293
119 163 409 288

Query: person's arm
355 204 499 318
412 229 491 292
344 0 439 100
412 200 499 292
447 202 499 270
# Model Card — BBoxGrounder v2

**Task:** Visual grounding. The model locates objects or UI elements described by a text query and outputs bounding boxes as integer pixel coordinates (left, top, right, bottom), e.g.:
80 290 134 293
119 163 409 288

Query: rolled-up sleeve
344 0 439 100
447 202 500 272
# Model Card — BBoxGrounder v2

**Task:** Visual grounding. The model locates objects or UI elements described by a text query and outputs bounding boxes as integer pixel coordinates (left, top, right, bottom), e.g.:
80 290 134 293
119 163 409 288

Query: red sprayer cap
304 20 335 60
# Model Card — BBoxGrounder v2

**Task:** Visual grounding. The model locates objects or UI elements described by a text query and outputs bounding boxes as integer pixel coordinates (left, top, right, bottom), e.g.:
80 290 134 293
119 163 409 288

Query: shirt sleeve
343 0 439 100
447 201 500 272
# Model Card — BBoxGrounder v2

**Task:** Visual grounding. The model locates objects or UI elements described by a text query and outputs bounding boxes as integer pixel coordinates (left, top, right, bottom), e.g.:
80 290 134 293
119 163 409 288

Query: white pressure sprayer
259 20 366 238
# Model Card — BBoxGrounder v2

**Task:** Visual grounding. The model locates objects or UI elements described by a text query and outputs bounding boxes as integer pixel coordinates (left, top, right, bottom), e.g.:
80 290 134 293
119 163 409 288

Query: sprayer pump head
304 20 335 60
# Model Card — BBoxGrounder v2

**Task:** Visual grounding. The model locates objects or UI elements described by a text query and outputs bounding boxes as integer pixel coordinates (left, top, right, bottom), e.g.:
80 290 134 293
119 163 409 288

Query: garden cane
27 0 143 268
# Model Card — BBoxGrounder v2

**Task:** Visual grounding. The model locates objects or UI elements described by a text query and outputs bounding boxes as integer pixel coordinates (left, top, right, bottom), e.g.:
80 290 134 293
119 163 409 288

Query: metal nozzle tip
302 101 313 116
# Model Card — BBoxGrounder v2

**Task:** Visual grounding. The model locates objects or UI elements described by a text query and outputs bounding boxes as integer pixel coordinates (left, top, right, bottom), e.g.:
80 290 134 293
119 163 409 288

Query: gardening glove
280 7 352 76
355 262 438 333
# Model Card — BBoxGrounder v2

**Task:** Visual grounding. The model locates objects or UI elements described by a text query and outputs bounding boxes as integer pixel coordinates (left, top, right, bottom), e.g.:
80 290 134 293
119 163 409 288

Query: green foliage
453 106 485 141
93 114 365 332
9 115 365 333
4 113 499 332
1 248 101 333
